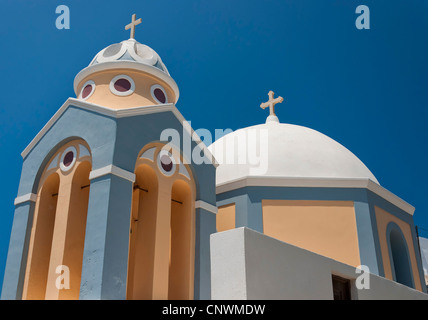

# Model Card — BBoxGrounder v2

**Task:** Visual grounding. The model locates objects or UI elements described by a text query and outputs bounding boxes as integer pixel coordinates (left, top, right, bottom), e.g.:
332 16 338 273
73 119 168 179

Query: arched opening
127 164 159 300
61 161 91 299
169 179 194 300
389 226 414 288
127 143 197 300
24 173 60 300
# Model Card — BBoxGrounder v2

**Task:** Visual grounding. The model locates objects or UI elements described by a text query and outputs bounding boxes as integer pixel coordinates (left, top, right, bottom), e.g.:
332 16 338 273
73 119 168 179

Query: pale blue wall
2 103 217 300
216 185 427 293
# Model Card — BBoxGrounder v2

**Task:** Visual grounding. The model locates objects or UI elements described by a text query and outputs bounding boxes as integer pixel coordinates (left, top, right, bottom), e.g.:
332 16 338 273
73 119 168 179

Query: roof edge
215 176 415 215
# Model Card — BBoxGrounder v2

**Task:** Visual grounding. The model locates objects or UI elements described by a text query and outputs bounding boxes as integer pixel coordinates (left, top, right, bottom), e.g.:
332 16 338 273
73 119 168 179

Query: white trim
215 176 415 215
109 74 135 96
157 149 176 176
14 193 37 205
150 84 168 104
195 200 218 214
79 80 95 100
20 98 218 168
89 165 136 182
59 146 77 172
96 43 127 63
74 60 179 102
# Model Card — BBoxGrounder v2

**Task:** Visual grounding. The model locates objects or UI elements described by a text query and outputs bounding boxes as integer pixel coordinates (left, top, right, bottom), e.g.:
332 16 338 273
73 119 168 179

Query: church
1 15 427 300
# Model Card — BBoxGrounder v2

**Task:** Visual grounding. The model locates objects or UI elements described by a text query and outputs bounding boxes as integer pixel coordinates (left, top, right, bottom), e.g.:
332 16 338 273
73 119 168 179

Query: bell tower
2 14 218 300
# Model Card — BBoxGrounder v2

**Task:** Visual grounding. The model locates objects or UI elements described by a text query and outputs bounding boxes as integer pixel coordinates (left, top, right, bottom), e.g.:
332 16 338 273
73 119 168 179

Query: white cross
260 90 284 116
125 14 142 39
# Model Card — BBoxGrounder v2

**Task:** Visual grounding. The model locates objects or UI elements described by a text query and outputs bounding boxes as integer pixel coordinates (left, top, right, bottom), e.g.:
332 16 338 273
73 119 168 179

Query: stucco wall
210 227 428 300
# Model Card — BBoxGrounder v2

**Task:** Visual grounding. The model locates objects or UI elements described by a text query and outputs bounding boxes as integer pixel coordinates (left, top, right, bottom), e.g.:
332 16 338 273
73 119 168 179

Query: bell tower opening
23 173 60 300
169 179 194 299
127 164 158 300
127 144 195 300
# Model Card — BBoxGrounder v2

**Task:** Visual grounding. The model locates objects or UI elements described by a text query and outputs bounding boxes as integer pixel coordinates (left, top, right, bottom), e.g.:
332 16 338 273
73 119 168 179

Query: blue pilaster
1 201 35 300
194 207 216 300
79 174 133 300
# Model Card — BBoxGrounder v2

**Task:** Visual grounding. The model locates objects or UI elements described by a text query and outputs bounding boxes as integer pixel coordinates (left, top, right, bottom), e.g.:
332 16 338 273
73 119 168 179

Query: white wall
210 227 428 300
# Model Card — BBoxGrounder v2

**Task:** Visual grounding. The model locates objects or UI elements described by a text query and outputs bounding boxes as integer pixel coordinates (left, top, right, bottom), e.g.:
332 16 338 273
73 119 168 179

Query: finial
125 14 142 39
260 91 284 123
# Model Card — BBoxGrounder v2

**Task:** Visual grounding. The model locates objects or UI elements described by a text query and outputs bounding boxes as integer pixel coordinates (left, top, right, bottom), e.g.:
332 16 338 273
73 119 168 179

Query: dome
88 39 170 75
208 121 379 186
73 38 178 100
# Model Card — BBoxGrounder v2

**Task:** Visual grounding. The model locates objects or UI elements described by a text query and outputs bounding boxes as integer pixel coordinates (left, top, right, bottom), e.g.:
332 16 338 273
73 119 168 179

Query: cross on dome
125 14 142 39
260 90 284 123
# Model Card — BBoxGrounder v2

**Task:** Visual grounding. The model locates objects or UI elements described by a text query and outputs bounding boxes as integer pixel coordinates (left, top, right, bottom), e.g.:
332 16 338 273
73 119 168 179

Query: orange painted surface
23 140 91 300
77 69 176 109
216 203 236 232
262 200 361 267
127 143 195 300
22 173 59 300
375 206 423 291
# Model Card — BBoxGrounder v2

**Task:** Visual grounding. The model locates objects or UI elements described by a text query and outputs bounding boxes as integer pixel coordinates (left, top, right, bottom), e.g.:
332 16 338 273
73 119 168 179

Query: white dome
88 39 169 75
73 38 179 100
208 121 379 186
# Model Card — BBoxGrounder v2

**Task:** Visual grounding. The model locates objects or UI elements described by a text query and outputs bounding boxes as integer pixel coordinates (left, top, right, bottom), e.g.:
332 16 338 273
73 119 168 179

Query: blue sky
0 0 427 295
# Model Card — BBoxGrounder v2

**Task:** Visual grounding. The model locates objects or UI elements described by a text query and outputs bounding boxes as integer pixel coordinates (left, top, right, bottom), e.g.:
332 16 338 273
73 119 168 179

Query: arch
60 161 92 299
127 143 196 300
169 179 195 299
22 139 92 300
30 136 87 195
387 222 414 288
127 164 159 299
23 172 60 300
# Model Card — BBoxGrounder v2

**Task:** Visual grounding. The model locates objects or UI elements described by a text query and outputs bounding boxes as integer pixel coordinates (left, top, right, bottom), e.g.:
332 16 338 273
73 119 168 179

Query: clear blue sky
0 0 427 295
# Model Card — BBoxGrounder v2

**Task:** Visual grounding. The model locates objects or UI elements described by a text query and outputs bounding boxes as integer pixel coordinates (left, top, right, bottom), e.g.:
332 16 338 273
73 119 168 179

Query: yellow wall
262 200 361 267
126 143 196 300
22 140 91 300
22 173 59 300
77 69 176 109
216 203 236 232
375 206 422 291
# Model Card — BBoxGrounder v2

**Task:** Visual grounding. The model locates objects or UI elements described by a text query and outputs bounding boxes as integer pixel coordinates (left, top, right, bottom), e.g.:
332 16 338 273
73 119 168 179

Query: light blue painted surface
1 201 34 300
2 103 217 300
216 185 426 292
194 207 216 300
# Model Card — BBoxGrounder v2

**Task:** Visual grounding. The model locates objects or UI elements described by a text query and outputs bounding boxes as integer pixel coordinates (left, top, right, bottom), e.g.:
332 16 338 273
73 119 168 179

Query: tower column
79 167 135 300
44 173 73 300
1 198 36 300
151 183 172 299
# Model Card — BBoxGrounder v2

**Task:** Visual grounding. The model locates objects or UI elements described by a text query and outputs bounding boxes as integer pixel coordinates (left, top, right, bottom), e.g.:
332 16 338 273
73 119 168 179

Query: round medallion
60 146 77 172
79 80 95 100
151 85 168 104
110 75 135 96
157 150 175 176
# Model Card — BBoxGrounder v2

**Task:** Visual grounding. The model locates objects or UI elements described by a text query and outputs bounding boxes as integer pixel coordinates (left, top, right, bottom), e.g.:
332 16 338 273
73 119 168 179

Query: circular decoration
110 75 135 96
103 43 123 58
157 149 175 176
79 80 95 100
96 43 126 63
60 146 77 172
151 84 168 104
